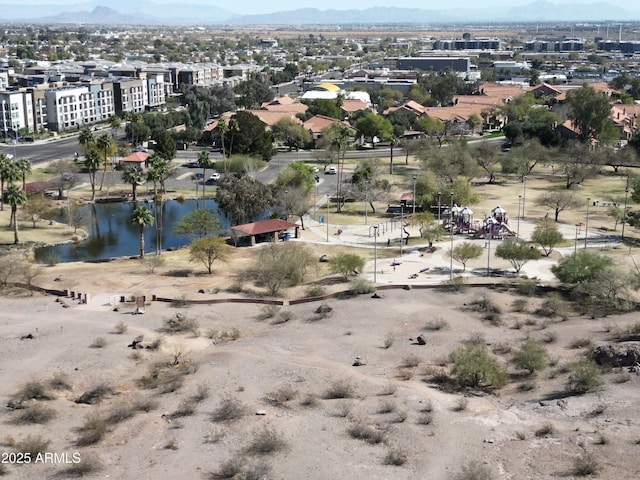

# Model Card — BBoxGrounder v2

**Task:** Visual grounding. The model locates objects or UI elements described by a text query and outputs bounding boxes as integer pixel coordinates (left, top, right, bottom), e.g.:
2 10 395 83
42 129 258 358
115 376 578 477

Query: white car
327 167 337 175
209 172 221 181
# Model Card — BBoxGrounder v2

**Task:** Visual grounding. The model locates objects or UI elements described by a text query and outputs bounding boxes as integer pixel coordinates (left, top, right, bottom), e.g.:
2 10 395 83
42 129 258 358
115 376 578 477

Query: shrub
350 277 375 294
17 380 53 401
170 399 198 419
570 338 592 349
332 400 353 418
400 354 420 368
105 405 137 425
164 438 179 450
13 435 50 456
452 397 468 412
573 453 599 476
192 384 210 403
14 404 56 424
113 321 128 334
450 340 508 390
263 384 298 406
442 275 467 292
212 397 247 422
305 285 326 297
384 446 408 466
516 280 538 296
383 332 395 349
513 339 549 374
511 298 528 312
567 360 602 394
246 427 286 455
206 328 241 344
48 372 72 391
424 318 449 330
377 400 396 414
347 421 386 444
541 332 557 344
299 394 318 408
535 294 564 318
256 305 279 321
58 454 102 477
75 383 114 405
329 252 366 279
75 414 108 446
417 413 433 425
161 312 200 335
89 337 107 348
535 422 555 437
379 382 397 396
323 380 357 399
454 460 494 480
211 458 243 479
272 309 293 324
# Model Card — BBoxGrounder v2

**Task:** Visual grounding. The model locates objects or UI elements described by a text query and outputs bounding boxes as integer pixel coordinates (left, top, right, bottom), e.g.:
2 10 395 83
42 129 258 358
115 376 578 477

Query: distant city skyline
1 0 635 16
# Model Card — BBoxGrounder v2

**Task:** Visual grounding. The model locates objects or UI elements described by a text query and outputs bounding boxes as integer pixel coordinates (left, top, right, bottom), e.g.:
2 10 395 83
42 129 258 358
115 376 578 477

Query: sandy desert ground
1 261 640 480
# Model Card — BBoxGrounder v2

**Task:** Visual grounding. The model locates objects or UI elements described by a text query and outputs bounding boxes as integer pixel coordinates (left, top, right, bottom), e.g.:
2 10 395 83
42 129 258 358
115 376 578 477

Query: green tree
122 166 145 203
272 117 311 150
130 205 154 258
244 243 314 296
154 129 176 161
566 85 615 144
500 140 549 179
448 242 483 272
473 142 499 183
534 190 581 222
531 221 564 256
0 154 19 211
551 251 612 285
5 184 26 244
78 127 95 152
189 236 229 274
513 339 549 374
567 360 602 394
174 209 220 238
227 111 274 161
607 205 624 230
96 134 115 191
84 149 101 202
305 98 340 119
234 73 273 109
16 157 32 191
495 240 540 273
450 339 508 390
109 115 122 139
557 142 603 189
415 116 445 147
328 253 365 279
354 111 393 148
216 175 274 226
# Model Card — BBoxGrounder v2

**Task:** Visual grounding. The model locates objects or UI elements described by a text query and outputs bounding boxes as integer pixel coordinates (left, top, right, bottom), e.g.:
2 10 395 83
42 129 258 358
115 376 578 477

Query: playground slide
500 223 517 236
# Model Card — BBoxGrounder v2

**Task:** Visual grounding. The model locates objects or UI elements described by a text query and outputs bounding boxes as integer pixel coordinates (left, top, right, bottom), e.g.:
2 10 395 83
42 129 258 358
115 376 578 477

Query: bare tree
535 190 582 222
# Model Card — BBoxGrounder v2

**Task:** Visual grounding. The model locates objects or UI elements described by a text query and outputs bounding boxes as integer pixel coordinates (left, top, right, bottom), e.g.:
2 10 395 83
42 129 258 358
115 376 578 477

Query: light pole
437 191 442 224
622 177 629 241
412 174 417 217
326 195 329 242
400 204 404 257
373 225 378 284
574 224 579 254
584 197 591 249
364 180 369 225
449 192 454 280
516 195 522 242
486 215 492 276
522 175 527 218
284 189 288 220
313 176 319 220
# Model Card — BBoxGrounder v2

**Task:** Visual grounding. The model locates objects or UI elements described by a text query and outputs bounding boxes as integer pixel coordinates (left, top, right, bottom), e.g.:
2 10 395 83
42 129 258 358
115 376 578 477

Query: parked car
209 172 221 181
326 167 337 175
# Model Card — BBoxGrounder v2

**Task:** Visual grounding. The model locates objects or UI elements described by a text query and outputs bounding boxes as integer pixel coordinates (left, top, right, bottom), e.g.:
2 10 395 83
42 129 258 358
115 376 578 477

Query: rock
256 410 267 416
319 254 329 262
591 343 640 367
198 289 205 294
352 356 367 367
416 335 427 346
371 293 382 299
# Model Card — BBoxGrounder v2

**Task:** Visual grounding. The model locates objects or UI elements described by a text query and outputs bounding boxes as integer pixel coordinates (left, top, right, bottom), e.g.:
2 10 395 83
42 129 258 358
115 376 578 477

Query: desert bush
567 360 602 394
112 321 128 334
170 398 198 419
534 294 563 318
511 319 523 330
515 431 527 440
517 381 536 391
332 400 353 418
384 446 408 466
379 382 397 396
58 454 102 477
192 384 210 403
452 397 468 411
75 414 107 446
147 337 163 350
206 328 241 344
211 458 243 479
246 427 287 455
511 298 528 313
442 275 467 292
161 312 200 335
263 384 298 406
390 411 407 423
14 404 56 424
513 339 549 374
141 254 166 274
417 413 433 425
347 421 386 444
593 433 609 445
419 400 434 413
569 337 592 349
105 405 137 425
468 293 501 316
13 435 50 456
424 318 449 330
48 372 72 391
272 309 293 324
491 343 511 355
305 285 326 297
377 400 396 414
75 383 114 405
535 422 555 437
383 331 395 349
450 340 508 390
454 460 494 480
516 280 538 296
89 337 107 348
256 305 279 321
323 380 357 399
131 396 159 413
164 438 179 450
299 393 318 408
308 302 333 321
541 332 557 344
16 380 53 401
573 453 599 476
350 277 375 294
212 396 247 422
400 354 420 368
397 368 414 381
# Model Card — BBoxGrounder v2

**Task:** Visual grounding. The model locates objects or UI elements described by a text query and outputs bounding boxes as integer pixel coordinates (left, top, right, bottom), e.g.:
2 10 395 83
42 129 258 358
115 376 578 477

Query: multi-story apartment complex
1 90 34 137
112 78 146 116
44 82 115 132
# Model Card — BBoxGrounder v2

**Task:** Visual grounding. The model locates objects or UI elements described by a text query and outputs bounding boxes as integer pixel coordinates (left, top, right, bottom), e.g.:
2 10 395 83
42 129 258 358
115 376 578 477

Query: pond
34 199 229 264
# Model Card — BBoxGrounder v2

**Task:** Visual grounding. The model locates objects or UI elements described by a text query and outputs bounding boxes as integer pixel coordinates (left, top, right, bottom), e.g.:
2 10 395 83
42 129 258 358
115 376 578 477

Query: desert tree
174 209 220 239
328 253 365 279
16 157 31 191
473 141 500 183
566 85 618 144
495 240 541 273
557 142 603 189
448 241 483 272
513 339 549 374
551 251 613 285
450 338 508 390
607 205 624 231
23 193 53 228
531 221 564 256
535 190 581 222
189 236 229 274
243 243 314 296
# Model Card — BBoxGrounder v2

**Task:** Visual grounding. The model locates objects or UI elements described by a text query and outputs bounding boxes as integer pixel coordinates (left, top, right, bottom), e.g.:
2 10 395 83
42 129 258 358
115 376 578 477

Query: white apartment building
45 84 115 132
113 78 145 115
1 90 35 136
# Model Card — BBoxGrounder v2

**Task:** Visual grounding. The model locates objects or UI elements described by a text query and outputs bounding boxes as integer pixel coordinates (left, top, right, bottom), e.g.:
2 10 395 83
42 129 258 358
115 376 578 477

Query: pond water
34 199 228 264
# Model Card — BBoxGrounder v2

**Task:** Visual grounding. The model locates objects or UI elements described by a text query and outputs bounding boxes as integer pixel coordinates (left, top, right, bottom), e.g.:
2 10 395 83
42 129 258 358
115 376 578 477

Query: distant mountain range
1 1 639 25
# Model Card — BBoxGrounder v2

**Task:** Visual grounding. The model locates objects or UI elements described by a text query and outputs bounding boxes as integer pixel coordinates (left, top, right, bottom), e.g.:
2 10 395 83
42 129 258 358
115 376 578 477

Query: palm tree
78 127 95 152
109 115 122 139
0 157 20 212
84 148 101 202
331 124 350 213
216 118 227 158
5 184 26 244
197 150 212 207
96 134 115 191
130 204 154 258
227 117 239 160
16 157 32 191
146 156 168 255
123 165 145 203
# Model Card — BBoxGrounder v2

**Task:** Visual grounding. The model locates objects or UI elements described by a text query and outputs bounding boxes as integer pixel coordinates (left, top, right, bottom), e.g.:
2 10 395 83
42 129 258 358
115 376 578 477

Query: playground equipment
443 204 517 238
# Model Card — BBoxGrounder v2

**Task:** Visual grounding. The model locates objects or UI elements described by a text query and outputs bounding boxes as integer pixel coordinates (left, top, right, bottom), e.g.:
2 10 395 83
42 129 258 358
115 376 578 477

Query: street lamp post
412 174 417 217
622 178 629 241
449 192 454 280
437 191 442 224
486 215 492 276
400 204 404 257
373 225 378 284
284 189 288 220
516 195 522 242
574 224 579 254
584 197 591 249
364 180 369 225
522 175 527 218
326 195 329 242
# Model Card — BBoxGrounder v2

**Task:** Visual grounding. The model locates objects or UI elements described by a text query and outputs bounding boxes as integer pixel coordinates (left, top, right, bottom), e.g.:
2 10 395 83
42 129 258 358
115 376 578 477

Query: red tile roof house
229 219 299 247
120 151 150 170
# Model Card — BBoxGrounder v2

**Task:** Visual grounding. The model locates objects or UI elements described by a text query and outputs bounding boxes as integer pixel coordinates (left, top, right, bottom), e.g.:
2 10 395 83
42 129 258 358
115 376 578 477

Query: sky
5 0 633 14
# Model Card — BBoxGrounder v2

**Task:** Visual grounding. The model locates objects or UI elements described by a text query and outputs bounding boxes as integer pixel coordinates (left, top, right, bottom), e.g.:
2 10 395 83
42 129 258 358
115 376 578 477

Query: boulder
591 343 640 367
416 335 427 346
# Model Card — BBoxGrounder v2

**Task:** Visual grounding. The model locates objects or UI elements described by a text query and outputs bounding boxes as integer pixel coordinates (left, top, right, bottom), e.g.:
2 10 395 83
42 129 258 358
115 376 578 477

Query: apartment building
0 90 35 137
112 78 145 116
45 83 115 132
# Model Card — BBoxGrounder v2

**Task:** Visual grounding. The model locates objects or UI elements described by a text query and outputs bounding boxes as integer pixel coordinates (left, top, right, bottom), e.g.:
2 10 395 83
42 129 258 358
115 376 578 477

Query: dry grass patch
75 414 108 446
57 454 102 478
323 379 357 399
263 384 298 406
245 427 287 455
13 435 51 456
211 396 247 422
347 420 386 444
13 404 56 424
75 383 115 405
